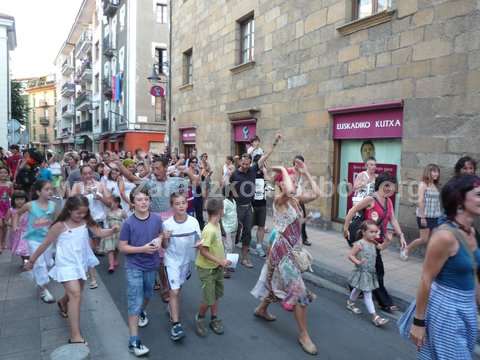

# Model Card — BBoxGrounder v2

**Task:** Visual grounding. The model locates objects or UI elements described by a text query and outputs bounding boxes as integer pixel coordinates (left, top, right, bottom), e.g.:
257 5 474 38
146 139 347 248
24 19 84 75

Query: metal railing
75 120 93 133
61 82 75 97
103 38 115 57
62 104 75 117
39 117 49 126
101 117 110 133
103 0 119 17
75 90 92 107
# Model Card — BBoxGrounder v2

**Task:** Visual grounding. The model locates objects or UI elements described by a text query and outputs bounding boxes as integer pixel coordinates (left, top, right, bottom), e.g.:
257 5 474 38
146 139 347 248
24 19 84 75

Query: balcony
102 78 112 98
75 90 92 111
61 126 72 138
39 117 49 126
103 0 119 17
62 104 75 118
75 120 93 133
38 100 49 108
113 112 128 131
101 117 110 133
103 38 116 58
39 134 49 143
61 59 74 75
76 30 92 57
61 82 75 97
76 60 92 84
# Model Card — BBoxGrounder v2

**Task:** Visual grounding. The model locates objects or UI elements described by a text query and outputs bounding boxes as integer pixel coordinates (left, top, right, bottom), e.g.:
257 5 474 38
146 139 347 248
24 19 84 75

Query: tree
11 80 29 123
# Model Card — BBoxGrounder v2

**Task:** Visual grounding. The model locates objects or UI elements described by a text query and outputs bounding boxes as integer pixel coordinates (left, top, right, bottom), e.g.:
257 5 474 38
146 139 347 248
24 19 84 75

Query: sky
1 0 83 79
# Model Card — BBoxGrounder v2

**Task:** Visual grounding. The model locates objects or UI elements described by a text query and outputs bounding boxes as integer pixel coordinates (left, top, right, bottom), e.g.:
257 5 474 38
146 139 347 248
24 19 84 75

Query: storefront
329 100 403 222
180 127 196 158
231 119 256 156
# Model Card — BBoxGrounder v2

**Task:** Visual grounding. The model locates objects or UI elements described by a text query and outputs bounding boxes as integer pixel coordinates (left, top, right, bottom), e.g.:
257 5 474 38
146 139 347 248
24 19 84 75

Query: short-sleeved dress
348 239 379 292
99 209 123 253
0 183 12 220
251 201 315 309
9 208 29 257
49 222 99 282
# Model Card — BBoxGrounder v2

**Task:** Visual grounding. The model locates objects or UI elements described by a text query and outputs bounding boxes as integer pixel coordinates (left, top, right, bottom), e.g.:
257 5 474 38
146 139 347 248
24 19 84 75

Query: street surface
97 254 416 360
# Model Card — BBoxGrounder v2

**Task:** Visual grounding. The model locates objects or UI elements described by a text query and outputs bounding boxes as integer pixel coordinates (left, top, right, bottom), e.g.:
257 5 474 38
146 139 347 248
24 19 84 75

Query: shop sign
333 108 403 139
181 129 196 142
346 162 398 213
234 123 256 142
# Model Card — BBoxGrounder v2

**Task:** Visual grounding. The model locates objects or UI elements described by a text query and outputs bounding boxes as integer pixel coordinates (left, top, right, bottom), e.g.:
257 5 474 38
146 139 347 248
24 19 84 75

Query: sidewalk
262 218 422 308
0 250 130 360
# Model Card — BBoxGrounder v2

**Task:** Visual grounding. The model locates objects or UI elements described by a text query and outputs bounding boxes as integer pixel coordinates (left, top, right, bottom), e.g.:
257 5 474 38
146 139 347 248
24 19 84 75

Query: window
183 49 193 85
354 0 390 20
154 96 166 122
95 42 99 61
155 47 167 75
95 74 100 93
240 16 255 64
156 3 168 24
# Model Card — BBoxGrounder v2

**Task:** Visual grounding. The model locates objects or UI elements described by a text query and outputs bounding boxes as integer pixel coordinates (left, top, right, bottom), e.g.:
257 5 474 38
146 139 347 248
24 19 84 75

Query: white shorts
165 263 192 290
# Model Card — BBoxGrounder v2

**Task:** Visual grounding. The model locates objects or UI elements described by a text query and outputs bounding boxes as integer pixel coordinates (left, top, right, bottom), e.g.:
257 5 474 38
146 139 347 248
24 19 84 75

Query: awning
109 133 125 142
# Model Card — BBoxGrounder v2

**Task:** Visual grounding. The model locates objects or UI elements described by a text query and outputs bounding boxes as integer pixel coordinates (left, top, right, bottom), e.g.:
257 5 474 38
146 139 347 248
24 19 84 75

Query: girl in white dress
25 195 119 345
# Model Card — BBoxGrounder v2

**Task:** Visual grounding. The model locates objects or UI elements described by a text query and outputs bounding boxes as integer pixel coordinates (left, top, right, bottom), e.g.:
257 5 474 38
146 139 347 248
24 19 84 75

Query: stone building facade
171 0 480 237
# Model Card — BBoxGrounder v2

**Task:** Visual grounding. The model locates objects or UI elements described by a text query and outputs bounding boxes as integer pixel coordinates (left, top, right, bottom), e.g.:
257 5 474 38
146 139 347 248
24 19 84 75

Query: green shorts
197 266 224 306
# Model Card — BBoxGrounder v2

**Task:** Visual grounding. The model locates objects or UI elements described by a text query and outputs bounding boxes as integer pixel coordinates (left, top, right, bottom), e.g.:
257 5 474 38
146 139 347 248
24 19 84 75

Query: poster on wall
346 162 398 214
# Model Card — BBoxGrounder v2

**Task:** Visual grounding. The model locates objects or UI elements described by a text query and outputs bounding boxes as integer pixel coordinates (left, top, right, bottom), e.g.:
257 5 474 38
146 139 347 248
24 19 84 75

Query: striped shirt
416 186 442 218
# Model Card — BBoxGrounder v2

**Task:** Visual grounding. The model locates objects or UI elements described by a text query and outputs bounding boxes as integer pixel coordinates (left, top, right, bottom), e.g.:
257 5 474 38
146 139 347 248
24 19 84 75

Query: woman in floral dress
251 160 320 355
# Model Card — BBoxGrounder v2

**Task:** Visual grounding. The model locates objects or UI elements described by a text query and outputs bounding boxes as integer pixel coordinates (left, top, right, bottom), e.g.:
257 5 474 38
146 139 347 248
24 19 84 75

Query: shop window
353 0 391 20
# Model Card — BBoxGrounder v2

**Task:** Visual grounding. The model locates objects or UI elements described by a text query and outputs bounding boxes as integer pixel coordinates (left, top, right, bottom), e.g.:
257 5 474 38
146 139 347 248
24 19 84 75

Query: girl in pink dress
8 190 29 263
0 166 13 252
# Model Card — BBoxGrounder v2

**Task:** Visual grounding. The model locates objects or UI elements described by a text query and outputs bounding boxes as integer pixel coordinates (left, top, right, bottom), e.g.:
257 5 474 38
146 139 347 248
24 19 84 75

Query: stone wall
171 0 480 238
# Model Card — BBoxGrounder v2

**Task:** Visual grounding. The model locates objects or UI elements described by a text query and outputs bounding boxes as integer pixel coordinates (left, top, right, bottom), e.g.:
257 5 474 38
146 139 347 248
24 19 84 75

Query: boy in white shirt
162 192 201 341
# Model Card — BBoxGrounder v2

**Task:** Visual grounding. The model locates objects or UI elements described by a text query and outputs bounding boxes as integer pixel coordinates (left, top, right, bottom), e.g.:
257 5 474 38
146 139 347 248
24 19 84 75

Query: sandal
68 339 88 346
254 309 276 321
89 281 98 290
241 259 254 268
57 301 68 319
298 337 318 356
372 315 389 327
346 300 362 314
381 305 399 313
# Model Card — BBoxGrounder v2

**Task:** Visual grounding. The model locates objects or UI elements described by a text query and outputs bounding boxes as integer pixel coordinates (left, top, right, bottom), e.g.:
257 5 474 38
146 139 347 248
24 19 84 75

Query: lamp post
147 63 171 155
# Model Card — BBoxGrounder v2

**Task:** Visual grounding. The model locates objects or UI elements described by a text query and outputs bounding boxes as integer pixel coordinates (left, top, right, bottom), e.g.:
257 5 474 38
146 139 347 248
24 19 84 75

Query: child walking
162 192 201 341
119 187 164 357
100 196 127 273
0 166 13 252
346 220 389 327
194 198 231 337
14 180 57 303
221 186 237 278
8 190 29 264
25 195 119 344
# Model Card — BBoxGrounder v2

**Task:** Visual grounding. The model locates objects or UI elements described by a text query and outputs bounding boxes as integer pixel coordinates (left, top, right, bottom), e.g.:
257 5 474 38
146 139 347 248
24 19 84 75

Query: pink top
364 196 393 243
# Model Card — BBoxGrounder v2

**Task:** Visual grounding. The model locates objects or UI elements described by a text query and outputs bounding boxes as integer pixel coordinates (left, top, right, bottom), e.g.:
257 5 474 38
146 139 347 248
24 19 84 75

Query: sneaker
40 289 55 303
209 318 224 335
128 340 149 357
170 323 186 341
195 313 208 337
138 311 149 328
256 244 266 257
400 248 409 261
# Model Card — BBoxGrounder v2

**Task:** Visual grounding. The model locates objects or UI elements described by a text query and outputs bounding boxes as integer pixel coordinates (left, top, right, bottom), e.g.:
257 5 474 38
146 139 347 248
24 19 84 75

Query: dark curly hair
442 175 480 219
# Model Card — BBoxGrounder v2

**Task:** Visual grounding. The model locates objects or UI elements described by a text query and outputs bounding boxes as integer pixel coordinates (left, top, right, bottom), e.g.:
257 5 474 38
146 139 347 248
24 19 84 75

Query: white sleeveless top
122 179 136 216
48 222 99 282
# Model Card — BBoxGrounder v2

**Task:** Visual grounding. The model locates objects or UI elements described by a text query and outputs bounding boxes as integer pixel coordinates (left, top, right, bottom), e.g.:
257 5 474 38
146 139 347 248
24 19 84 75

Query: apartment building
171 0 480 237
0 13 16 149
54 0 170 153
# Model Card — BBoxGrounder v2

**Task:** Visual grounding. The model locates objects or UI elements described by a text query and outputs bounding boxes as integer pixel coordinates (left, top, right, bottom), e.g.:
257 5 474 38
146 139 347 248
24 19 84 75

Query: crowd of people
0 140 479 358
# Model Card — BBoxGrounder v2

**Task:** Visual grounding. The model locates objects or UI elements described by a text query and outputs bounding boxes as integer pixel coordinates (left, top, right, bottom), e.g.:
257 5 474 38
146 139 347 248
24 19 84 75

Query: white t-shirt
163 215 201 268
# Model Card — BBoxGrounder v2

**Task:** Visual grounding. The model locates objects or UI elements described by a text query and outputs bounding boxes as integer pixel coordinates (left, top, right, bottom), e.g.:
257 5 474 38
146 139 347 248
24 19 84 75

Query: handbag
292 246 313 273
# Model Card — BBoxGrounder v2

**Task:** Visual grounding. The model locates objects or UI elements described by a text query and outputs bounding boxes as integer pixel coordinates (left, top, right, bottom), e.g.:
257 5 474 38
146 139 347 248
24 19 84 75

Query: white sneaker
138 311 149 328
400 249 409 261
129 340 149 357
256 244 266 258
40 289 55 303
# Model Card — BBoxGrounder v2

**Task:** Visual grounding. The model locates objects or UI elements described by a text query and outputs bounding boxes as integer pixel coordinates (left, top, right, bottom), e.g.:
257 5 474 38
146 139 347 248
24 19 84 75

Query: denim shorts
126 268 156 316
416 217 439 230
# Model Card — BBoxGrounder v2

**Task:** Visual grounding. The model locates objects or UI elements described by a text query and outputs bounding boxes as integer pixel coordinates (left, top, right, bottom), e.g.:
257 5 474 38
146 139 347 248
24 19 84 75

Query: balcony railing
75 90 92 111
61 82 75 97
62 104 75 118
76 60 92 83
102 78 113 98
113 112 128 131
39 134 49 143
103 0 119 17
76 30 92 57
61 127 72 138
39 117 49 126
61 59 74 75
38 100 49 108
101 117 110 133
75 120 93 133
103 38 116 58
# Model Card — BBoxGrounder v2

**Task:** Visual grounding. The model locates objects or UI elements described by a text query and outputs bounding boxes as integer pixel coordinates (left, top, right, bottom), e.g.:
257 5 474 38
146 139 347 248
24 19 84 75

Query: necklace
452 220 473 236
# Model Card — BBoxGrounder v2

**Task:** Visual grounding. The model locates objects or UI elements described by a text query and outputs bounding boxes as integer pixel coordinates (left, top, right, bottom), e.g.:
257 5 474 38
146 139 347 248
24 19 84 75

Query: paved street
97 253 416 360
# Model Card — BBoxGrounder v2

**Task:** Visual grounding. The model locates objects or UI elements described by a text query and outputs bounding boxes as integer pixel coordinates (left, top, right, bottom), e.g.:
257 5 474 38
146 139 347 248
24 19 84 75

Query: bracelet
413 317 425 327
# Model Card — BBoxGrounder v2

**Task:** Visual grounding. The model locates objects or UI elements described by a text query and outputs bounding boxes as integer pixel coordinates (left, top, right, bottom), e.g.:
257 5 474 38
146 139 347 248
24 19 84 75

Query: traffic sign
150 85 165 97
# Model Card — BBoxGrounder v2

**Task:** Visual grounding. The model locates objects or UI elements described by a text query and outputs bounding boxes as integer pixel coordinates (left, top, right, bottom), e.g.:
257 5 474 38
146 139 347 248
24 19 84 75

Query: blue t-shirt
119 212 163 271
38 168 53 181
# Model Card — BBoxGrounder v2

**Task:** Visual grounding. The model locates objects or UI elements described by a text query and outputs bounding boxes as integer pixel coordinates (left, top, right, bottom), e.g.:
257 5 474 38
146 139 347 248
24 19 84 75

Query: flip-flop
254 310 276 321
57 301 68 318
68 339 88 346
